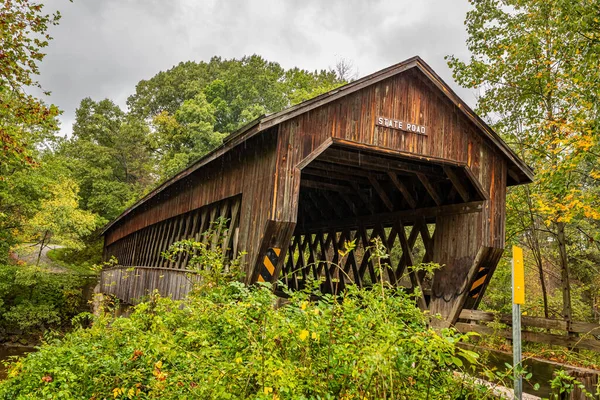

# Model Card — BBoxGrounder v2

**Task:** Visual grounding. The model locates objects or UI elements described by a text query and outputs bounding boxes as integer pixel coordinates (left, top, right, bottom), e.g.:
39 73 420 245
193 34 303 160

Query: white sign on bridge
375 116 427 135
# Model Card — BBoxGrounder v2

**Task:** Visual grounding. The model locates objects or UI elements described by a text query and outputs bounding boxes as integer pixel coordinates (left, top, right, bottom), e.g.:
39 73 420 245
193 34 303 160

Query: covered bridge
100 56 533 326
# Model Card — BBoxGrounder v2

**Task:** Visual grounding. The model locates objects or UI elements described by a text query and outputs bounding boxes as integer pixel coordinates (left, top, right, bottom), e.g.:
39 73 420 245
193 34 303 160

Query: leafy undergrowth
0 264 93 344
0 282 496 399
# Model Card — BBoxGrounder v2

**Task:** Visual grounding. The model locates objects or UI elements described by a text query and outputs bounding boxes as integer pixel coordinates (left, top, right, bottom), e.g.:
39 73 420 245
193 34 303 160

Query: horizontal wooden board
459 309 600 336
455 321 600 352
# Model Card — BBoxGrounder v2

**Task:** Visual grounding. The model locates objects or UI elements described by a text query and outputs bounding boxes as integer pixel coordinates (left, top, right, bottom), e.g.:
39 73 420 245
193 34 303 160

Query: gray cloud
37 0 475 135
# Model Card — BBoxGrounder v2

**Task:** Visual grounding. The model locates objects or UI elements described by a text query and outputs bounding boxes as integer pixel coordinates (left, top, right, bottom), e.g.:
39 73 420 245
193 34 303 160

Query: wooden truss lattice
280 218 435 306
105 195 241 270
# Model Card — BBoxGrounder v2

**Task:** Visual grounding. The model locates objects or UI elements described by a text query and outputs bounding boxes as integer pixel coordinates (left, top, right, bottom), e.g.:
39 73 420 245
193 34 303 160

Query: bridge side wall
104 129 280 282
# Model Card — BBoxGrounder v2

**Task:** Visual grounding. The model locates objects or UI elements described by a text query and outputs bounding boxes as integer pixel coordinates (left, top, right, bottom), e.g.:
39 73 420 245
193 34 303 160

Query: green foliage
0 280 495 399
548 369 597 399
448 0 600 322
0 0 60 174
151 93 225 178
59 98 156 222
46 240 103 275
0 152 71 263
0 264 90 335
24 179 98 254
128 55 345 134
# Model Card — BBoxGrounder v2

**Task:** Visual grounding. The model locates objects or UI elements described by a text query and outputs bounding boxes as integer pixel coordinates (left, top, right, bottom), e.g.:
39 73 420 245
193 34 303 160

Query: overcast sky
38 0 476 135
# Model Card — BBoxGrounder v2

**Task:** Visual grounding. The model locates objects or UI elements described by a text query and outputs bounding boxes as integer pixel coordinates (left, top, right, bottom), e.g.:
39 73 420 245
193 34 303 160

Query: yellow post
512 245 525 305
512 245 524 400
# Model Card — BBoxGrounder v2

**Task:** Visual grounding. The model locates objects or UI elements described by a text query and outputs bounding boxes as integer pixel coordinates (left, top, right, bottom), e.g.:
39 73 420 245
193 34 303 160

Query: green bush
0 264 91 336
0 279 495 399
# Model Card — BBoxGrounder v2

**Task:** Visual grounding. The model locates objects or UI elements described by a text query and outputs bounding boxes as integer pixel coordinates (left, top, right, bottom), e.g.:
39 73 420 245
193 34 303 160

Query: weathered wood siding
271 68 509 322
105 195 242 270
100 266 198 304
274 69 507 245
104 130 279 281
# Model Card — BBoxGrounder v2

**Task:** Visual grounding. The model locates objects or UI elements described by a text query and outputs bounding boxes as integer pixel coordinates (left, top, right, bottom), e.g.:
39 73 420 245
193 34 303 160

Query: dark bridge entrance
283 142 487 301
100 57 533 326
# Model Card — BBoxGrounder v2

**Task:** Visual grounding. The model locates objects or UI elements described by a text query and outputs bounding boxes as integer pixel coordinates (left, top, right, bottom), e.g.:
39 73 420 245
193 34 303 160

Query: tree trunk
556 221 572 327
533 248 550 319
524 186 550 318
36 230 48 266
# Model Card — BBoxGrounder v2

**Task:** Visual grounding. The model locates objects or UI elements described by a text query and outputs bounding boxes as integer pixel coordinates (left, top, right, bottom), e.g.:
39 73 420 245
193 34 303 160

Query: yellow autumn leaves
112 386 141 399
298 301 321 342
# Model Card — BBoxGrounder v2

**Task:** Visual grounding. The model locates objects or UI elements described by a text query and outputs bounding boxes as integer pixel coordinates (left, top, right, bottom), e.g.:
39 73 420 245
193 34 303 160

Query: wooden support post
397 220 427 310
428 211 504 328
438 247 490 328
251 220 297 285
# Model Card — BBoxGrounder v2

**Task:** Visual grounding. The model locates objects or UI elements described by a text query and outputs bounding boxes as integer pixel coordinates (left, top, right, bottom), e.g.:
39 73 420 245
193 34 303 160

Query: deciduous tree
448 0 600 323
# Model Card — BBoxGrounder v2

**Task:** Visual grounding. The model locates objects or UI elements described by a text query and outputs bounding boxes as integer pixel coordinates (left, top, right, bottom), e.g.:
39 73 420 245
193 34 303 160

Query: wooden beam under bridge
295 200 484 233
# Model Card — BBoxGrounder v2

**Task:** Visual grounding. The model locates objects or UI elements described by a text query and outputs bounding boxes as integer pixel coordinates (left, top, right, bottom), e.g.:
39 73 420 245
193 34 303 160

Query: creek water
0 346 35 380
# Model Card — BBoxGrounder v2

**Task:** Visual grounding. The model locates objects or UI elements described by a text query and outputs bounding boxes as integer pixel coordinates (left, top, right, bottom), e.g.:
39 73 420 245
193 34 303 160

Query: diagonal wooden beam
339 192 358 216
416 173 443 206
443 166 470 202
350 181 376 214
318 191 345 219
320 149 445 178
507 168 521 184
387 172 417 208
302 167 372 185
309 161 392 180
394 220 422 280
300 194 321 222
368 176 394 212
439 247 491 328
306 192 328 220
397 220 427 310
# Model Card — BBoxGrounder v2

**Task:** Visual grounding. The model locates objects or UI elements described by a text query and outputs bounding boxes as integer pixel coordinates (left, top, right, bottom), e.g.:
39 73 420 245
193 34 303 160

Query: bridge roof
101 56 533 235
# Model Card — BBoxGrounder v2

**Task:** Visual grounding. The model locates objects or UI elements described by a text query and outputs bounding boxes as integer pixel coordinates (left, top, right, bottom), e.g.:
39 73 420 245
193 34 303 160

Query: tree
0 0 60 175
25 178 97 265
151 93 225 179
0 152 54 262
128 55 346 134
448 0 600 324
60 98 155 222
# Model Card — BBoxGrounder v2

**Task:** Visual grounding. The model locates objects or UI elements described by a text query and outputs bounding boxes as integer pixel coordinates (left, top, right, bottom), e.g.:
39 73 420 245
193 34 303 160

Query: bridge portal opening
279 143 488 310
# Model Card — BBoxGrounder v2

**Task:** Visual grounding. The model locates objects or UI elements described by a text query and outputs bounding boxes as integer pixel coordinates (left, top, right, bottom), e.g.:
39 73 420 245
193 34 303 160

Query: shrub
0 277 496 399
0 264 91 336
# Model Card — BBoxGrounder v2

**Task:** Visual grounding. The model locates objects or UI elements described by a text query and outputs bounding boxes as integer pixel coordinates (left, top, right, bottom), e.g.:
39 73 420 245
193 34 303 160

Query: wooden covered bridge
100 56 533 326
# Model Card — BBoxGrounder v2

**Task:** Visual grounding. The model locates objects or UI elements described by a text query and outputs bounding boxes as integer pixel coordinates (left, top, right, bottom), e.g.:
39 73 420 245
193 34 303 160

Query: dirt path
14 243 67 272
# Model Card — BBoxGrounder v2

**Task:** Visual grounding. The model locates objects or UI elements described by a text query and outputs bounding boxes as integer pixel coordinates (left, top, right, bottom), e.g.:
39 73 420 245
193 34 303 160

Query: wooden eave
101 56 533 235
